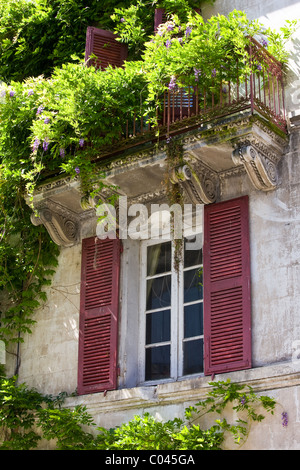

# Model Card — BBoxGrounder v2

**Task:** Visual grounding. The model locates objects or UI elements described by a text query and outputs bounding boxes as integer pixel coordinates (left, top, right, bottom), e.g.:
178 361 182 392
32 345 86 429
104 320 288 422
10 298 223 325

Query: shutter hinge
117 366 121 376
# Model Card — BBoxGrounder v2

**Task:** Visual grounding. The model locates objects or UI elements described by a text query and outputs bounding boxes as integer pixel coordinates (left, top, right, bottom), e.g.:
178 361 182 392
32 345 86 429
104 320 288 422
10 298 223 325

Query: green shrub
0 375 276 450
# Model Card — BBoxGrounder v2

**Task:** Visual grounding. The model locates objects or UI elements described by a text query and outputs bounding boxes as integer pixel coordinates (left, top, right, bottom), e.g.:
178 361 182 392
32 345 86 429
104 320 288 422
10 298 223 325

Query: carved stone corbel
169 163 218 204
232 144 279 191
31 200 79 247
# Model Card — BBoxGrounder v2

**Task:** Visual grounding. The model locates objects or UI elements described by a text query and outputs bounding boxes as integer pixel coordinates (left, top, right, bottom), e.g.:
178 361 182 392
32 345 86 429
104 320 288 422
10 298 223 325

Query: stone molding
27 113 287 244
170 162 218 205
232 143 279 191
63 362 300 414
31 199 80 247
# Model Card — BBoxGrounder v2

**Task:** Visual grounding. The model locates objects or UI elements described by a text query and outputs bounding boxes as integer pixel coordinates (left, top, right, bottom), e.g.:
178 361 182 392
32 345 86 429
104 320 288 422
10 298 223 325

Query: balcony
29 37 288 247
104 38 286 148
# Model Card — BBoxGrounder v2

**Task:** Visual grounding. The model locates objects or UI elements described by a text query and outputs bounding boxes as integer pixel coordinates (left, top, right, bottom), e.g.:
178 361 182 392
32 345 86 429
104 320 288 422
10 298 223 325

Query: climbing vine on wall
0 375 277 450
0 1 297 356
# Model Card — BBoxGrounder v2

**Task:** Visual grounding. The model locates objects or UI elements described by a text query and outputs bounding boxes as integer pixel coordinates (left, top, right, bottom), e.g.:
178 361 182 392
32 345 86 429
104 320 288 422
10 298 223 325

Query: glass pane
146 275 171 310
184 303 203 338
184 268 203 303
183 339 203 375
184 236 202 268
146 310 171 345
145 345 170 381
147 242 171 276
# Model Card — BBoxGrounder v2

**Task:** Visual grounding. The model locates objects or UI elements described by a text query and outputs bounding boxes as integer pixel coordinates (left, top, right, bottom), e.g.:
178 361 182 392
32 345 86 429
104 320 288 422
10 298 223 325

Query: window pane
147 242 171 276
145 345 170 380
183 339 203 375
146 275 171 310
184 268 203 303
184 303 203 338
146 310 171 345
184 236 202 268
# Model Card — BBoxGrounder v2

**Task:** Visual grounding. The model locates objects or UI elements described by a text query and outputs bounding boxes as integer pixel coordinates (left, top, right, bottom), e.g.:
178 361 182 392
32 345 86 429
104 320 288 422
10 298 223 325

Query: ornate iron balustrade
122 37 286 142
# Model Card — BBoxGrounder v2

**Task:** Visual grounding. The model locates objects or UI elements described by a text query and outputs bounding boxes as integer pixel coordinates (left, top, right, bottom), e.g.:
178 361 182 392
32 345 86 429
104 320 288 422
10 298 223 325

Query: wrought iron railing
121 37 286 143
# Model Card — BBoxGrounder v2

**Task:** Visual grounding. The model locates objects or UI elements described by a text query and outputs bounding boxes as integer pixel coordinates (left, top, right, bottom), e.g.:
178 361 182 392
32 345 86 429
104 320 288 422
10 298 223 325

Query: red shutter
85 27 127 70
203 196 252 375
154 8 167 31
78 236 121 395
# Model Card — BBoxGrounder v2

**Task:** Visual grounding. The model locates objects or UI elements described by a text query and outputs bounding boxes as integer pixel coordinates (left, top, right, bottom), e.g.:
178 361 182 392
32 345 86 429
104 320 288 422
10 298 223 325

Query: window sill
137 372 205 388
64 362 300 417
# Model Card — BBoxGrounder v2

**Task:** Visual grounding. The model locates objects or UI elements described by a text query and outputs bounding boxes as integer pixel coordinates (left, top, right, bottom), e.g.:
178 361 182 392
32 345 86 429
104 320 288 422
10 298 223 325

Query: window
140 234 204 383
78 196 252 395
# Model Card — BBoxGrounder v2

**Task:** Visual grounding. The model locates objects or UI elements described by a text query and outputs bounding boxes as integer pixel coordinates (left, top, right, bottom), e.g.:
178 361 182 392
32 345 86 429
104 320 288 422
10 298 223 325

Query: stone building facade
4 0 300 450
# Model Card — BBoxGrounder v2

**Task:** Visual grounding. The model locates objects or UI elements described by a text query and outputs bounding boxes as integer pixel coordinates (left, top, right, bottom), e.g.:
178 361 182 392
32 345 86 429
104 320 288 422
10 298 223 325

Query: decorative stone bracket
30 200 80 247
232 144 279 191
169 163 218 205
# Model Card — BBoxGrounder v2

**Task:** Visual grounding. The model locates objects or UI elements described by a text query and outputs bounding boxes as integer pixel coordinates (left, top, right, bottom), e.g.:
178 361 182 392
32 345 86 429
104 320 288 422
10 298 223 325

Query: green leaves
185 379 277 446
0 0 137 82
0 193 60 345
0 377 277 450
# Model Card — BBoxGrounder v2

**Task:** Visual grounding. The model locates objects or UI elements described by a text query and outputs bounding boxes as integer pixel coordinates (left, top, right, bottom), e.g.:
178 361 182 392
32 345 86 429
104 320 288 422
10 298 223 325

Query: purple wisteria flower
44 117 50 124
32 138 40 152
240 396 246 405
36 105 44 115
261 38 268 48
178 37 183 43
0 90 6 98
257 63 262 71
9 90 15 97
43 138 49 151
168 76 177 91
281 412 288 427
75 166 80 174
59 148 65 158
194 68 201 82
211 68 217 78
167 23 174 31
28 89 34 96
79 138 85 148
165 39 172 48
166 136 172 144
120 17 125 23
185 26 192 38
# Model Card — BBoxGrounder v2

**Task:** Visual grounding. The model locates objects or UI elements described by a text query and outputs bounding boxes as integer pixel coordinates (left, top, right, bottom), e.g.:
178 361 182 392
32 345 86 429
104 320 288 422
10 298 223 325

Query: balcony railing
121 37 286 145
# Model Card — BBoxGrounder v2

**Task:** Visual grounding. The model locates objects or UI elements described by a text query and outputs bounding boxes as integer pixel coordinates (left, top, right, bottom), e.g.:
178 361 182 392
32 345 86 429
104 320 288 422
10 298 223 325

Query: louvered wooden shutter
203 196 252 375
154 8 167 31
78 236 121 395
85 27 127 70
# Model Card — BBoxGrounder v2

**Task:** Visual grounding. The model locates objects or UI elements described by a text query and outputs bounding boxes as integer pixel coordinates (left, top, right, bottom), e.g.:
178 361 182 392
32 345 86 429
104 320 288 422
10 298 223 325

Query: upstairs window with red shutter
85 27 128 70
154 9 196 120
154 8 168 31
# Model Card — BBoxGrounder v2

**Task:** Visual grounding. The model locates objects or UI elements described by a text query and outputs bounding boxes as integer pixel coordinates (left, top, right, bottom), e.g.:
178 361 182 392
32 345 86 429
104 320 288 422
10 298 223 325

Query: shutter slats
85 27 127 70
84 241 115 311
204 196 252 375
78 237 121 395
154 8 168 31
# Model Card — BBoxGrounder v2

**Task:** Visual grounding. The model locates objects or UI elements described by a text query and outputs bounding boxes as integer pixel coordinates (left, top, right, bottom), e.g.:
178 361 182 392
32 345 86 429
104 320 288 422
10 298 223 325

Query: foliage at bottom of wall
0 371 278 450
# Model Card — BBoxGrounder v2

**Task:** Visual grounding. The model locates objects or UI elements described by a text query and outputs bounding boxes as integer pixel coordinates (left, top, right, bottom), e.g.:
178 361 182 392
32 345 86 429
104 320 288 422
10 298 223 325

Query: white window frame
138 229 204 386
